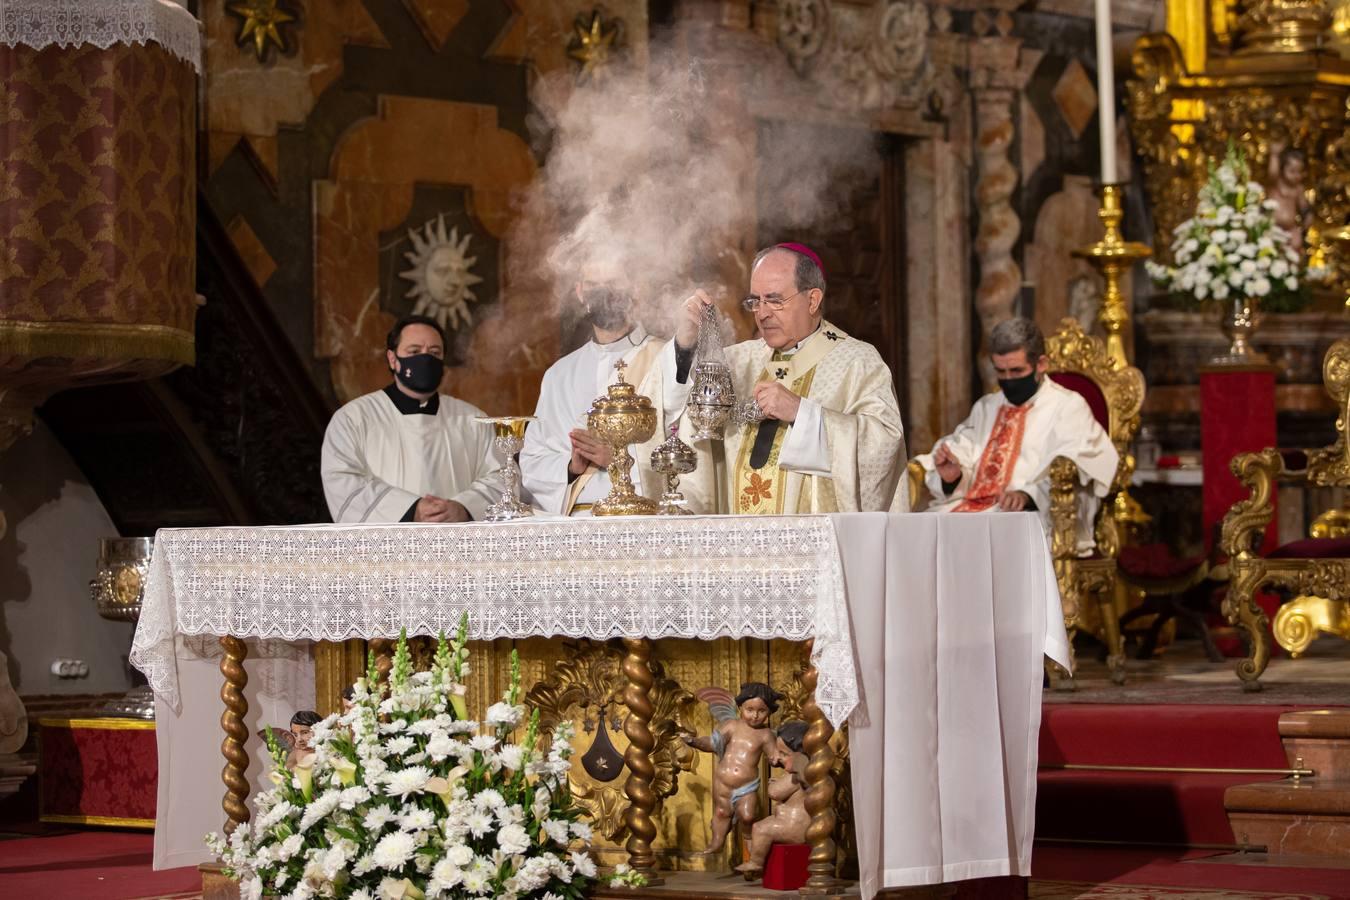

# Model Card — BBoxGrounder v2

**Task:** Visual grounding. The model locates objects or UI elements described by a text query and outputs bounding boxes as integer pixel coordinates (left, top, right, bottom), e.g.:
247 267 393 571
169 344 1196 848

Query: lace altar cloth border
0 0 201 72
130 516 858 728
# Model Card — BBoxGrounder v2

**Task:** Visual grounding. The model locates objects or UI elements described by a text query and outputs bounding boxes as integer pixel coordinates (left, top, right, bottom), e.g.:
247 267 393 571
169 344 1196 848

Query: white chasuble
654 320 908 515
320 388 502 523
520 329 669 515
913 378 1119 553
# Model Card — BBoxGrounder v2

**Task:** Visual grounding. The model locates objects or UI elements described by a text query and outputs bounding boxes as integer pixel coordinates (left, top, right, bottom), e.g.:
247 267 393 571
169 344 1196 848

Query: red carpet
1037 704 1301 845
1033 843 1350 898
0 832 199 899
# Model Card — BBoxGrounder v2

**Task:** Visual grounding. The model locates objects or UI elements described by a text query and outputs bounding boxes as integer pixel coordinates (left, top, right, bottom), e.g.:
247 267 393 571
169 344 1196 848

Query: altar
131 512 1067 898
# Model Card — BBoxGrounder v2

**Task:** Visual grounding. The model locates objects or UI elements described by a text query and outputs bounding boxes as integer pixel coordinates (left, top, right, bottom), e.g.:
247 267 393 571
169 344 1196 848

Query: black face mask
998 371 1041 406
583 286 633 332
394 353 444 394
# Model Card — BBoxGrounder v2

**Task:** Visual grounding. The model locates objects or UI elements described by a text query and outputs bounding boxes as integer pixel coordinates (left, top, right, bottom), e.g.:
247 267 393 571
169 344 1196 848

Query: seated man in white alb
913 317 1118 553
520 259 666 516
320 315 501 523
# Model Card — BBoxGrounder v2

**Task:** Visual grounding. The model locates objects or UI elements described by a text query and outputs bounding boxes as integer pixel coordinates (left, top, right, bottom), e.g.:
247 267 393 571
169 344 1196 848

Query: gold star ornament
228 0 295 60
567 11 621 80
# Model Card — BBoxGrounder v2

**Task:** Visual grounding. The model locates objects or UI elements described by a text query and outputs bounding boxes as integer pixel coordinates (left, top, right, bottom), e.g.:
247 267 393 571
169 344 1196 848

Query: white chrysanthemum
497 744 525 771
372 830 417 869
469 735 498 753
352 854 376 876
398 807 435 833
386 735 415 756
430 857 465 890
571 850 598 878
498 804 525 826
474 788 505 809
570 821 593 842
350 891 373 900
542 819 570 845
298 791 342 832
1251 276 1271 297
446 843 474 867
384 765 432 800
485 702 523 729
462 870 490 895
364 805 396 831
498 822 531 855
466 809 494 837
276 833 305 861
426 734 456 761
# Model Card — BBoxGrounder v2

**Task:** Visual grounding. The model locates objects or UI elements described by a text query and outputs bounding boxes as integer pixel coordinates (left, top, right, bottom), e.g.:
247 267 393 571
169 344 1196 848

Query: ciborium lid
588 360 654 417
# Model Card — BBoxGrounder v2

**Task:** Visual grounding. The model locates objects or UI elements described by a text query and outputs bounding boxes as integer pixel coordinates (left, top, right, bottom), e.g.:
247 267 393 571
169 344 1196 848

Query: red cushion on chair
1050 372 1109 430
1267 537 1350 559
1118 543 1207 580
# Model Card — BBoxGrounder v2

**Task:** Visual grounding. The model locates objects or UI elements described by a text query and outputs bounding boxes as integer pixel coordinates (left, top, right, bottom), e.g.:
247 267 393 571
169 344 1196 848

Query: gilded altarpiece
1128 0 1350 283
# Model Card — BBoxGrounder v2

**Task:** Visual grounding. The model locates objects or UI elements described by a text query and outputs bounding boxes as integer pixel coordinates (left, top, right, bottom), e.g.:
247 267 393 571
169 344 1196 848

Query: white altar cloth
133 512 1068 896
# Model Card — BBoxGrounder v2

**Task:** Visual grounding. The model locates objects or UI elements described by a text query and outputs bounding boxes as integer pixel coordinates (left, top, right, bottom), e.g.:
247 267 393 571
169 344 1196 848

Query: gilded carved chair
907 319 1145 686
1220 338 1350 691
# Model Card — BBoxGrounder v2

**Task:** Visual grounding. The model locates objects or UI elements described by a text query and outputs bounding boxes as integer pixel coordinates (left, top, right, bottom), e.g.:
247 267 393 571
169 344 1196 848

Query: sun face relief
399 213 484 331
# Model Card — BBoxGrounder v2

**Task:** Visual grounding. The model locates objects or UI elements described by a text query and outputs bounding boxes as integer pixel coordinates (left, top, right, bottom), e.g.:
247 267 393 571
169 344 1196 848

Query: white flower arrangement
1145 145 1321 313
207 615 645 900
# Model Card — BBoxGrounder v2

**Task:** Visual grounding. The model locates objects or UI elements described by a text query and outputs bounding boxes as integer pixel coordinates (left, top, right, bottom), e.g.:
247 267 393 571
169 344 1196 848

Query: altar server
661 243 907 514
321 315 501 523
912 316 1118 554
520 261 667 515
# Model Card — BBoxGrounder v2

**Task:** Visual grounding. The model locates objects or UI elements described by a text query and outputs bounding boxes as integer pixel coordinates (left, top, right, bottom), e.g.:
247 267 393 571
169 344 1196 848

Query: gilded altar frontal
8 1 1350 898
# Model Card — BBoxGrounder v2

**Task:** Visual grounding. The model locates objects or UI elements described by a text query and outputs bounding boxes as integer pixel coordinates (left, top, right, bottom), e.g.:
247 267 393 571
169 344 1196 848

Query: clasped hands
933 443 1030 512
413 496 471 523
568 429 613 476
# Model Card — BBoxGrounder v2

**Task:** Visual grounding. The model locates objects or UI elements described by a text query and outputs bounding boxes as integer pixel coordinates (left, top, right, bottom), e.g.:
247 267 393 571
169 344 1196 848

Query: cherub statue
1268 143 1312 256
736 720 811 876
682 683 783 853
257 709 321 770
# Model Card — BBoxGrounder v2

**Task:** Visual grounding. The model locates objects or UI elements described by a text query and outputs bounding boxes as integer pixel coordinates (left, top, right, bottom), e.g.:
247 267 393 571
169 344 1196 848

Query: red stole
954 402 1031 512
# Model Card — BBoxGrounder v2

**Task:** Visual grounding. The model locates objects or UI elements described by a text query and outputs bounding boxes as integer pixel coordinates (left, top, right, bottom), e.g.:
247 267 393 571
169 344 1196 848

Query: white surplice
520 328 668 515
320 387 502 523
913 378 1119 553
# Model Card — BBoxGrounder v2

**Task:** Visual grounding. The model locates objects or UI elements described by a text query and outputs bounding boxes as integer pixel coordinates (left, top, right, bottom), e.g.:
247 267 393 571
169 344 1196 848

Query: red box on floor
38 717 156 829
762 842 810 891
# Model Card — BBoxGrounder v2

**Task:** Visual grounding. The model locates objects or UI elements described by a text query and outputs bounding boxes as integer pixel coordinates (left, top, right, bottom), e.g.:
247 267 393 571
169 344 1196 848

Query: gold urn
587 360 658 516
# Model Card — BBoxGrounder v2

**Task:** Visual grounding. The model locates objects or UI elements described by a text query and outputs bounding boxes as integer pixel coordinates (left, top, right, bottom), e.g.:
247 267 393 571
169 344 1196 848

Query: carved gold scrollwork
525 640 694 848
1274 594 1350 656
1235 0 1330 55
1220 448 1283 558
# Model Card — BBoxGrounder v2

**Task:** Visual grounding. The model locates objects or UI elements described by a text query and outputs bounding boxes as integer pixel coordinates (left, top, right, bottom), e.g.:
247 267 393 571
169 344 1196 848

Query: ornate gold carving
798 639 838 893
1072 185 1151 369
621 637 664 884
227 0 295 60
567 10 622 81
1308 339 1350 485
525 640 694 847
219 635 250 832
1220 448 1282 558
1310 508 1350 538
1274 594 1350 656
1236 0 1330 54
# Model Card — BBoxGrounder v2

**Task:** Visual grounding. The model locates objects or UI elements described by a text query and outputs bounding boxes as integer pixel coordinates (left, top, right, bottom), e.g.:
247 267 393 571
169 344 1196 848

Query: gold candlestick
1073 183 1151 368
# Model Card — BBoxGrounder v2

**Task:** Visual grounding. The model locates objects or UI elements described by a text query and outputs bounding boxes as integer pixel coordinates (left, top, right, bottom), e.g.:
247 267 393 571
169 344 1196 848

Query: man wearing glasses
660 243 907 514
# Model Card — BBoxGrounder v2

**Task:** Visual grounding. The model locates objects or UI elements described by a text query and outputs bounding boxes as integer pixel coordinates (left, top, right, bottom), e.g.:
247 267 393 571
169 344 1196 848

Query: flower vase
1212 295 1270 366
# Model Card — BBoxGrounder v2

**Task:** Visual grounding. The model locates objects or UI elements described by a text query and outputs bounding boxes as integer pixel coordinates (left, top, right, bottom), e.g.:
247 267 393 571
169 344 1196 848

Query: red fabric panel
1201 369 1277 554
39 721 157 823
0 833 200 898
1118 543 1207 580
761 843 810 891
1269 536 1350 559
1036 770 1259 844
1049 372 1109 429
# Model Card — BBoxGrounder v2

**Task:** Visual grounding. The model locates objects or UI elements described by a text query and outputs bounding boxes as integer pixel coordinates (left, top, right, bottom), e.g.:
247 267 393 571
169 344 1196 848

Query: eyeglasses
742 289 807 312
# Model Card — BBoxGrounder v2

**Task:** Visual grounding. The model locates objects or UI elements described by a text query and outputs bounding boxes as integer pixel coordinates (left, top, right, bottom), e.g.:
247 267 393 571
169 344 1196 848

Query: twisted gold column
219 635 250 833
798 639 838 894
620 637 663 885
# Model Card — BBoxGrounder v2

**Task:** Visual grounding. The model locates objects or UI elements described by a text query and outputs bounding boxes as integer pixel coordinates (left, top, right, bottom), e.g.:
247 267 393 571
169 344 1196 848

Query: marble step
1279 708 1350 778
1225 778 1350 857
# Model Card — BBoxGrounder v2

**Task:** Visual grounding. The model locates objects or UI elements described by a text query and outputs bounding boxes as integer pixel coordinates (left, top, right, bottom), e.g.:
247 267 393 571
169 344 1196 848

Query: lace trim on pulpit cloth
1 0 201 72
130 516 860 729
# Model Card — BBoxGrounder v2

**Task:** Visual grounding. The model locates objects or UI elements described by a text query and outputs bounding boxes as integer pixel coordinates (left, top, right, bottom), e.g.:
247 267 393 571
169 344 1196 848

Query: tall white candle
1095 0 1117 183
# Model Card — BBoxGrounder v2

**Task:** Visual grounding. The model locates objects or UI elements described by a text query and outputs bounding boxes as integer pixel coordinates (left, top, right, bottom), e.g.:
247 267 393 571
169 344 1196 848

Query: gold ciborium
588 360 658 516
474 416 537 521
650 423 697 515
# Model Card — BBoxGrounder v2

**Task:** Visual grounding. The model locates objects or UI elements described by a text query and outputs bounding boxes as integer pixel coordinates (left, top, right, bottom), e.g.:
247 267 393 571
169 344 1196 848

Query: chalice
588 360 658 516
650 424 697 515
475 416 537 521
91 537 155 718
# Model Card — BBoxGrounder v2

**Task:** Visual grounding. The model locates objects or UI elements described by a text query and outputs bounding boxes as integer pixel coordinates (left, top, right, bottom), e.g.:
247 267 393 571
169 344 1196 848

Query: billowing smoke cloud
510 41 880 338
